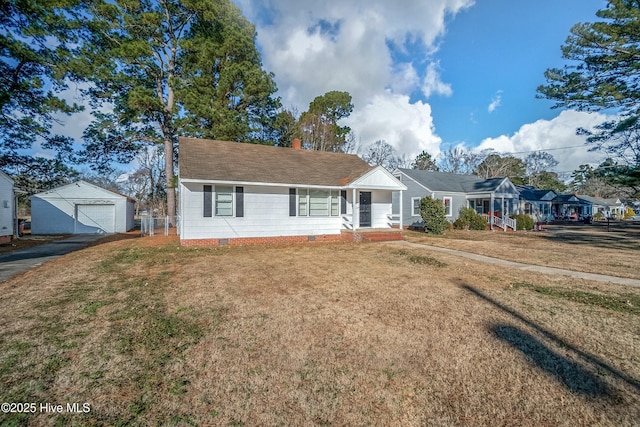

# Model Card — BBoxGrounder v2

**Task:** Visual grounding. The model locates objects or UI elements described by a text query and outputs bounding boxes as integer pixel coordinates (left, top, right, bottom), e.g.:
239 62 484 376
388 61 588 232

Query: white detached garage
31 180 135 234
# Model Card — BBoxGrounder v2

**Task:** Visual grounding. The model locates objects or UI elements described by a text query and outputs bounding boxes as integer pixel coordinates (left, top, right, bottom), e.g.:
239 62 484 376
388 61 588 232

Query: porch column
399 190 403 229
352 188 358 229
501 196 505 232
490 194 494 231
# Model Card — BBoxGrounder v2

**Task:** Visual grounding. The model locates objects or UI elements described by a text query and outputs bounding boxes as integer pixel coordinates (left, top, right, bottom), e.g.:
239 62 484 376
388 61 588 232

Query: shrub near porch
419 196 448 234
453 207 487 230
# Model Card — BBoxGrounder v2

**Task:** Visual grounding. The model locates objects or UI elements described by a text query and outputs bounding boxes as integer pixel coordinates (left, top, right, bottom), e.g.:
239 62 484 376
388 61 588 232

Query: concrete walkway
391 240 640 288
0 234 108 282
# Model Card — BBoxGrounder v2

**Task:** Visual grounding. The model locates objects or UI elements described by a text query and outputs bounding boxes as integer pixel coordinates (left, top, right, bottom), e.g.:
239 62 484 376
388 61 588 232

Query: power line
498 144 591 155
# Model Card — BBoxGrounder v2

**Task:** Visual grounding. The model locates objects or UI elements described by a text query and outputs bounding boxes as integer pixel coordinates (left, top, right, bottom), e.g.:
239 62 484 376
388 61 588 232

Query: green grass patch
513 281 640 315
391 249 448 267
84 300 109 315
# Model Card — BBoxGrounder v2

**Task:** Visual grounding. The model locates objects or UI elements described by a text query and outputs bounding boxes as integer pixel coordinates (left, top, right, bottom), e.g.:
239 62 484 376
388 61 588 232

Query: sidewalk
0 234 108 282
391 240 640 288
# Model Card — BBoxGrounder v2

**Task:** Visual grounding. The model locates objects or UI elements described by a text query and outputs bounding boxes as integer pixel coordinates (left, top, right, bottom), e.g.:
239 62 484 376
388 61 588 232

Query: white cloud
346 92 442 159
422 62 453 99
234 0 474 158
487 90 502 113
477 110 609 175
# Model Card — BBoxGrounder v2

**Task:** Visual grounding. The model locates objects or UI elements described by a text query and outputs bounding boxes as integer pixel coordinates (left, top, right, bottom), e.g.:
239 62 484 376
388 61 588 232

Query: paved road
0 234 108 282
391 240 640 288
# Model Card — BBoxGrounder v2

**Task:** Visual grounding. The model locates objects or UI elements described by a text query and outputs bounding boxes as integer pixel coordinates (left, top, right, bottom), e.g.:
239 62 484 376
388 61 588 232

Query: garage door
75 204 115 233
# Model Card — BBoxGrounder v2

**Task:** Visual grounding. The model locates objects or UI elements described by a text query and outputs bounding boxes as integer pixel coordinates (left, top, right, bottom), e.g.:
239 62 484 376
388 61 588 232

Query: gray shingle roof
553 194 580 204
398 168 507 193
179 137 374 187
576 195 622 206
516 185 556 201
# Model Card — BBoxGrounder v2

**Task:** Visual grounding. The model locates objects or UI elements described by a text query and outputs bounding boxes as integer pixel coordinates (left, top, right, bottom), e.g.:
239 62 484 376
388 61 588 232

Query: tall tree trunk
164 135 176 225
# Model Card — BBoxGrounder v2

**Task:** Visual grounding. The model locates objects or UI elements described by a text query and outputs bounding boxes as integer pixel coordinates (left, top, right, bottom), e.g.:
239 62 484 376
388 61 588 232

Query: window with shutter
215 186 233 216
236 187 244 217
203 185 212 217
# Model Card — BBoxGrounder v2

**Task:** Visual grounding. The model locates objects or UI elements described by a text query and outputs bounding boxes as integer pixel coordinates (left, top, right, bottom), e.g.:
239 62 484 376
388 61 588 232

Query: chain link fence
140 215 180 236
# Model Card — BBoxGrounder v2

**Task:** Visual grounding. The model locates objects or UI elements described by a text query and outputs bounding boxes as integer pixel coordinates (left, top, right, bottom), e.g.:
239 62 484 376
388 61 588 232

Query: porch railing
341 214 353 230
387 213 401 228
483 214 516 231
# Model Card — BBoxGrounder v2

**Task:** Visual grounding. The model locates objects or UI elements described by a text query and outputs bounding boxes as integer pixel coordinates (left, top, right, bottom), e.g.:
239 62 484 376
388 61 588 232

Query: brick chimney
292 138 301 150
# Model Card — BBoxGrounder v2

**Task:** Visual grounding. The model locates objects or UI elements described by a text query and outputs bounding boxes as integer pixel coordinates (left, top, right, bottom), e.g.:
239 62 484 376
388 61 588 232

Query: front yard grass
404 225 640 280
0 235 638 426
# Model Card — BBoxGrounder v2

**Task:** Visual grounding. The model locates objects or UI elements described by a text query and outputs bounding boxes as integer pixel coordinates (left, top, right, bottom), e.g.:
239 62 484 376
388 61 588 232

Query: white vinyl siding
215 186 233 216
0 173 13 237
180 183 343 239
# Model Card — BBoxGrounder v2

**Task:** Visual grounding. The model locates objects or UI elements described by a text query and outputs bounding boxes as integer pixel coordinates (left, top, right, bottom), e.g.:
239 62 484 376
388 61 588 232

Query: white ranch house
178 137 407 245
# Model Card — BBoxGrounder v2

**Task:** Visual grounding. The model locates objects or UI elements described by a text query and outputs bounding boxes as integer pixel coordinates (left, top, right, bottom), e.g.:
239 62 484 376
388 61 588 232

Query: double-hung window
309 189 330 216
204 185 243 217
293 188 340 217
298 189 308 216
330 191 339 216
215 186 233 216
443 197 452 217
411 197 421 216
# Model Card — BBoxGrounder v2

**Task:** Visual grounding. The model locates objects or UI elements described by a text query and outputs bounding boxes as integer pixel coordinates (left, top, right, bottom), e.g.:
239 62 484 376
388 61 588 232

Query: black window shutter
340 190 347 215
203 185 212 217
236 186 244 217
289 188 296 216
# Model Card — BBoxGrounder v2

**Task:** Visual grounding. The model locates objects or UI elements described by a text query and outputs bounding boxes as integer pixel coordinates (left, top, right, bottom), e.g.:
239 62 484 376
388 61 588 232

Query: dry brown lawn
405 222 640 280
0 232 638 426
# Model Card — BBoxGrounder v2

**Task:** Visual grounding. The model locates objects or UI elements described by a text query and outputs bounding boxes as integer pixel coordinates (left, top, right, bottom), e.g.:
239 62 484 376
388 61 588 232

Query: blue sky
428 0 606 149
234 0 611 175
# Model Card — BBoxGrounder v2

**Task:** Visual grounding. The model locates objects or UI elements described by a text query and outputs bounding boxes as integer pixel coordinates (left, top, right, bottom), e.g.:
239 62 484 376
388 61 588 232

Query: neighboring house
516 186 556 222
392 169 520 231
31 180 135 234
0 171 14 243
552 194 582 219
576 195 625 219
178 137 407 245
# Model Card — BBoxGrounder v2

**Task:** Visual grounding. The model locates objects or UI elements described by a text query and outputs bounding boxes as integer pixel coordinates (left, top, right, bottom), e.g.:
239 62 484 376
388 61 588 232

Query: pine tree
76 0 280 220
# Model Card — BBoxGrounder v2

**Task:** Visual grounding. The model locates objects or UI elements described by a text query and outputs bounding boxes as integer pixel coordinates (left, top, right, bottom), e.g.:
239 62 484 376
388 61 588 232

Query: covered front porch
467 193 518 231
339 166 407 231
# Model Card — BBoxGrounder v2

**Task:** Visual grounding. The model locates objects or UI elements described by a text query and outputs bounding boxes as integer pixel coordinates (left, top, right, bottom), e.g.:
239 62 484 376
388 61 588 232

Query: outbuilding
0 170 14 243
31 180 135 234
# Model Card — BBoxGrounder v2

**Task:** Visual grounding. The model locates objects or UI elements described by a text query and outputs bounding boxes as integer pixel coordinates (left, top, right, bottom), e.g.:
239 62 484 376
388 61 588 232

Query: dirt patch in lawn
0 236 638 426
404 224 640 280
